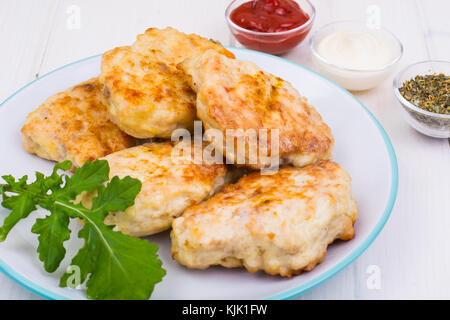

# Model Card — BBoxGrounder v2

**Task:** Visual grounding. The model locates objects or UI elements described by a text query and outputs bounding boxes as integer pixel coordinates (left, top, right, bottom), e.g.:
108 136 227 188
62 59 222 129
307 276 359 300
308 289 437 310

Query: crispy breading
101 46 196 138
133 27 235 65
21 78 135 168
171 161 358 277
100 27 235 139
179 50 334 169
83 141 231 237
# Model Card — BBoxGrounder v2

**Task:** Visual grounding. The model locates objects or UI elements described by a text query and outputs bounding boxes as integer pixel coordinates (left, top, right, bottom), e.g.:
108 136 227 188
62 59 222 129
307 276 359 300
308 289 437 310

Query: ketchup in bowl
226 0 315 55
231 0 310 33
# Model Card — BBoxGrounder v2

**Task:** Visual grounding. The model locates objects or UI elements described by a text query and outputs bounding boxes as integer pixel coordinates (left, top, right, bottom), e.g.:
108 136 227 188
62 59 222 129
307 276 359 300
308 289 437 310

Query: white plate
0 48 398 300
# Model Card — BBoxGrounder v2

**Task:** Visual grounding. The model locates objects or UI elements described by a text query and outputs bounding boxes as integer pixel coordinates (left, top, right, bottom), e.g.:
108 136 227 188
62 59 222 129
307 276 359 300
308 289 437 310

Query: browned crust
21 78 135 167
171 160 358 276
180 51 334 169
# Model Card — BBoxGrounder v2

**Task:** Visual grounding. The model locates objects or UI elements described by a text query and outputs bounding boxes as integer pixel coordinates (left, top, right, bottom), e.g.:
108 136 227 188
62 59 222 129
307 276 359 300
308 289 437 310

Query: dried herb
399 73 449 115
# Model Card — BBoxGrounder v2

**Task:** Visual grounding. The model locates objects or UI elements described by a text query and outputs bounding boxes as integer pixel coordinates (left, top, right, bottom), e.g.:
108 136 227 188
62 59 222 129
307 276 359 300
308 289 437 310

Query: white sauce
316 30 394 70
312 29 399 90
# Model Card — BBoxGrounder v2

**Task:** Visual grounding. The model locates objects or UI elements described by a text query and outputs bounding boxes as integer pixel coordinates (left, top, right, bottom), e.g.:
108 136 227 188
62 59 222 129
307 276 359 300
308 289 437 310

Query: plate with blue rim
0 47 398 300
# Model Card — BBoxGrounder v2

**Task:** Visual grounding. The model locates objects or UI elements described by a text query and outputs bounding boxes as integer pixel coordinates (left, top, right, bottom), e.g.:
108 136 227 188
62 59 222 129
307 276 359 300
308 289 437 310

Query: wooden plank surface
0 0 449 300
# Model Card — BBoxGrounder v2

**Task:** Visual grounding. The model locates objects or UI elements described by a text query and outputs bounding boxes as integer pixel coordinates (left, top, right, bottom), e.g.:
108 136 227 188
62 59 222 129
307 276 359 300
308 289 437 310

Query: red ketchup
229 0 313 54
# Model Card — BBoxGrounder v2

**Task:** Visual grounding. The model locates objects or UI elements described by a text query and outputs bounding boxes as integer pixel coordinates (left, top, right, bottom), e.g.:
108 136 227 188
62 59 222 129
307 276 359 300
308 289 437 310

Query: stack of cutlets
21 27 357 277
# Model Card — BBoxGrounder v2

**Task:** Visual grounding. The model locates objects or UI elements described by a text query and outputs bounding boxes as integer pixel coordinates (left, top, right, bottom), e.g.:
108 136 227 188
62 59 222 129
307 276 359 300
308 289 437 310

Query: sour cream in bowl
310 21 403 91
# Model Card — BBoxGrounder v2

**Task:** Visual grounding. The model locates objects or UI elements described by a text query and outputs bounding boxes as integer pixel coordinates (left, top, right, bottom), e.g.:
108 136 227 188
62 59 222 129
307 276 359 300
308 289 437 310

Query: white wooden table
0 0 449 300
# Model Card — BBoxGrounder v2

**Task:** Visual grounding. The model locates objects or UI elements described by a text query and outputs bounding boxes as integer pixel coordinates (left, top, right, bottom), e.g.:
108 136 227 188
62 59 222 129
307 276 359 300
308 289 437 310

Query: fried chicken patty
83 141 231 237
133 27 235 66
21 78 135 168
171 161 357 276
179 50 334 170
100 27 235 139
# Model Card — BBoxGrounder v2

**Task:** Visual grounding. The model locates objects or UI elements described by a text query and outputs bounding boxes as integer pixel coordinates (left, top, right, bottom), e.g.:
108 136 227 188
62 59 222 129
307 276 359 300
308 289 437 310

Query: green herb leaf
0 161 73 242
31 207 71 273
56 160 110 200
59 201 165 300
0 160 165 300
0 192 36 241
91 176 142 213
58 174 165 300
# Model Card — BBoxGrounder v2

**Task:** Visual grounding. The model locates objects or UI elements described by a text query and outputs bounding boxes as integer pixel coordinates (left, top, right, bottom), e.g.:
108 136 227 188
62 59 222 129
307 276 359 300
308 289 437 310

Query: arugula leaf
0 160 166 300
0 192 36 241
59 201 164 300
31 207 71 273
91 176 142 213
57 160 109 200
0 161 73 242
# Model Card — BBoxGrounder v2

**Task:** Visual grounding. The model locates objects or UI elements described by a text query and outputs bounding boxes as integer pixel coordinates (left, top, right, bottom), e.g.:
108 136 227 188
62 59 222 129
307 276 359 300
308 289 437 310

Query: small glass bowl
225 0 315 55
393 60 450 138
310 21 403 91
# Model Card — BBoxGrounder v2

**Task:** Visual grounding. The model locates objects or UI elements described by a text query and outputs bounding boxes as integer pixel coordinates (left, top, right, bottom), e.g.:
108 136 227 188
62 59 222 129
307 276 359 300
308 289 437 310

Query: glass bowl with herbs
393 60 449 138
